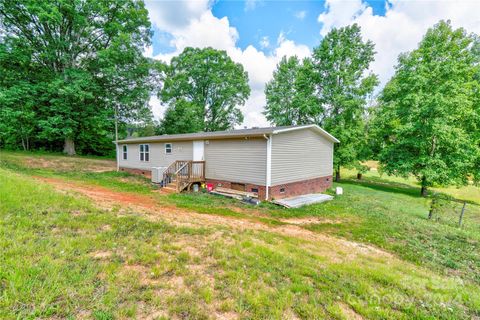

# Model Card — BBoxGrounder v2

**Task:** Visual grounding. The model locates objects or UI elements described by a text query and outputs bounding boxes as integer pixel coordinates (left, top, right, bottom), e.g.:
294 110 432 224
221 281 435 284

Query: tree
0 40 36 150
376 21 480 196
158 100 204 134
0 0 152 155
264 56 320 126
159 47 250 133
312 24 378 181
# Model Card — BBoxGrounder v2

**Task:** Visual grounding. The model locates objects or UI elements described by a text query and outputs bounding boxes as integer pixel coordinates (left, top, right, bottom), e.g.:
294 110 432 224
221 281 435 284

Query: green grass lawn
1 150 480 319
341 162 480 204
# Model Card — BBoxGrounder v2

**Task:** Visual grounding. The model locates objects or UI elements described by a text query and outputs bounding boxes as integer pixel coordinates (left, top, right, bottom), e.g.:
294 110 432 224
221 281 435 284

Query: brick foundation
206 175 332 200
269 175 332 200
119 167 152 179
205 179 267 200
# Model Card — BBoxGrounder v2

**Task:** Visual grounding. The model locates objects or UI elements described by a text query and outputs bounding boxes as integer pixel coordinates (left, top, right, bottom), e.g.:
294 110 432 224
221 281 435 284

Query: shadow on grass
340 177 423 198
341 177 479 206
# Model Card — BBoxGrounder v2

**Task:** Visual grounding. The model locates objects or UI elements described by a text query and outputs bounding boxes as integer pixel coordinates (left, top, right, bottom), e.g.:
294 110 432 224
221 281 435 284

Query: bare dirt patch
338 302 364 320
213 311 239 320
24 156 115 172
280 217 346 225
34 176 393 263
90 250 112 260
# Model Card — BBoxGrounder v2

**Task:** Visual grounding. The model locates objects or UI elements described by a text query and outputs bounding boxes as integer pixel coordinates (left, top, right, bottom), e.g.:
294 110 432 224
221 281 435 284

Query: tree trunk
63 137 76 156
21 137 26 151
335 166 341 182
420 176 428 197
357 173 362 180
421 185 428 197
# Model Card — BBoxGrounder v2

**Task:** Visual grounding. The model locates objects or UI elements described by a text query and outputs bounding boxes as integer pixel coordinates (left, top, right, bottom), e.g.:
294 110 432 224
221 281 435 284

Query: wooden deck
161 160 205 192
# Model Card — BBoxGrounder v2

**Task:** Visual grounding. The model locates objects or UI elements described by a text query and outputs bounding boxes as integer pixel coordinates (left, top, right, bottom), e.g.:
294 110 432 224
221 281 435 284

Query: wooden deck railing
161 160 205 192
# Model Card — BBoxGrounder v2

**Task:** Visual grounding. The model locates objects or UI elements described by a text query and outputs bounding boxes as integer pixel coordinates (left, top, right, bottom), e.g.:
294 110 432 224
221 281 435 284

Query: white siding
119 141 193 170
205 138 267 186
271 128 333 185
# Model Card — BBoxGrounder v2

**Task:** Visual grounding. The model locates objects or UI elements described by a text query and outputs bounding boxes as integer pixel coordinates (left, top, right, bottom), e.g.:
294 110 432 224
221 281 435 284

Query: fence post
458 201 466 227
428 197 436 219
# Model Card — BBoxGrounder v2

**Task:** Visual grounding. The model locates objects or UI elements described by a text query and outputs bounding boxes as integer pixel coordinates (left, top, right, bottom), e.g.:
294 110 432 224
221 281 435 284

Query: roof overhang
116 124 339 144
273 124 340 143
116 133 267 144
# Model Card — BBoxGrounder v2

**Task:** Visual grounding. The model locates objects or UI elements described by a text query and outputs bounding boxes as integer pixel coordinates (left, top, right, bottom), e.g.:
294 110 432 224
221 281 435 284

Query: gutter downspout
264 134 272 201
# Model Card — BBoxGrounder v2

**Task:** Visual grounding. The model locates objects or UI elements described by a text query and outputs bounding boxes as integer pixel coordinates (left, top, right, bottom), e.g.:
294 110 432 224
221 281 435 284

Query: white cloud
259 36 270 49
146 0 480 127
318 0 480 87
149 95 164 120
245 0 262 12
145 0 210 31
145 1 310 127
295 10 307 20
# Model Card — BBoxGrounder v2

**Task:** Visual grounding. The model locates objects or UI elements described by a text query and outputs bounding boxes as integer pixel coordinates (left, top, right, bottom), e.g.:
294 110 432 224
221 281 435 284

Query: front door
193 141 204 161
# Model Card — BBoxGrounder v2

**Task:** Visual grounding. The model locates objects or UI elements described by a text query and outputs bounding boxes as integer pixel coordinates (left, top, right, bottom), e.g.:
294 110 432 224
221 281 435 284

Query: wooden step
215 187 257 198
162 186 177 193
166 182 177 189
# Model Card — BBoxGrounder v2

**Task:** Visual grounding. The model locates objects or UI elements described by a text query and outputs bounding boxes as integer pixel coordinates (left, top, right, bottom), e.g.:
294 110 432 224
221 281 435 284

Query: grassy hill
0 150 479 319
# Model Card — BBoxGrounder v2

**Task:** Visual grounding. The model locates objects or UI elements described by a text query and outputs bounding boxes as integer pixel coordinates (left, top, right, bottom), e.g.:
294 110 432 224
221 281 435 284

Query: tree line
0 1 479 195
264 21 480 195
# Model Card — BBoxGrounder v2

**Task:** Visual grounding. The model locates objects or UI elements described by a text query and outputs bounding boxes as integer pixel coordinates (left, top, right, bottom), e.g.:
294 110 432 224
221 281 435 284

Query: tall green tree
0 0 152 155
312 24 378 181
264 56 319 126
159 47 250 133
377 21 480 196
0 39 36 150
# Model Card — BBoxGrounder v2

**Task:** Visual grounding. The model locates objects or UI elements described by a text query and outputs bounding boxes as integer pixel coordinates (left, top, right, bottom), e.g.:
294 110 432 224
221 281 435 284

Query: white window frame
122 145 128 160
165 143 172 154
139 144 150 162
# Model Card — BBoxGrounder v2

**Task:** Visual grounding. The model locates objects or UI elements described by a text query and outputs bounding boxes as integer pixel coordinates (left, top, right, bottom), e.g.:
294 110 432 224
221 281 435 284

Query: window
279 187 286 193
122 145 127 160
139 144 149 162
251 188 259 193
165 143 172 154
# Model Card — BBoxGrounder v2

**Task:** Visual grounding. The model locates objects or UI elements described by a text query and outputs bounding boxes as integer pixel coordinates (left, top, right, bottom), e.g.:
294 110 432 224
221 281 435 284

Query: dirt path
34 176 392 262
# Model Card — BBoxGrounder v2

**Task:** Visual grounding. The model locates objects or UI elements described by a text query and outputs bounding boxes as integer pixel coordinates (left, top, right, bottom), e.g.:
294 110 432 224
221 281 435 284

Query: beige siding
205 138 267 186
119 141 193 170
271 128 333 185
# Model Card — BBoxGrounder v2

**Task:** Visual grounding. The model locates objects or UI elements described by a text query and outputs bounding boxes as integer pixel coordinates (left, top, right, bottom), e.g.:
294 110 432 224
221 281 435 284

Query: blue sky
151 0 388 56
145 0 480 126
212 0 387 51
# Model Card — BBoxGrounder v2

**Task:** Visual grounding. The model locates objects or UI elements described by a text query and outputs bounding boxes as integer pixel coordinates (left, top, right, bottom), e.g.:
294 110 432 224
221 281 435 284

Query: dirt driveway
34 176 391 264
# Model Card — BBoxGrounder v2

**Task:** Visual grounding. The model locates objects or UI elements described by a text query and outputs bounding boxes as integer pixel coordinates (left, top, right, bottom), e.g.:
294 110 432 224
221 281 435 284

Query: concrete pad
273 193 334 208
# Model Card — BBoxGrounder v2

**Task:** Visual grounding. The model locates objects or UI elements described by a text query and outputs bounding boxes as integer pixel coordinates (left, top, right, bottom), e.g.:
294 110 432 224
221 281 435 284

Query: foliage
158 100 204 134
263 56 319 125
158 47 250 133
263 24 378 180
0 39 37 150
376 21 480 195
312 24 379 180
0 0 152 155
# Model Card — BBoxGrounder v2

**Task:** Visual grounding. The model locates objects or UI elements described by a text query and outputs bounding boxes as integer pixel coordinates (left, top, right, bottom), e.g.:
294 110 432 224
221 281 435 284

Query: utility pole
115 104 119 172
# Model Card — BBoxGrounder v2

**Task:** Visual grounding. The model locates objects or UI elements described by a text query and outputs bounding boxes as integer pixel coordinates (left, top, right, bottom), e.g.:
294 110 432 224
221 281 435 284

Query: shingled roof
116 124 339 144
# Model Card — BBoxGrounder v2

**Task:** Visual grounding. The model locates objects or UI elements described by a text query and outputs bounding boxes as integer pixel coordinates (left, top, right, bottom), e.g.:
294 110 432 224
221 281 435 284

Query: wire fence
428 195 480 233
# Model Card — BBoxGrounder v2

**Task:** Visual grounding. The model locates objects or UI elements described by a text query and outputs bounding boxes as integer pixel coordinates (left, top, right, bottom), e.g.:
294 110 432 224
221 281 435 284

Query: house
116 124 339 200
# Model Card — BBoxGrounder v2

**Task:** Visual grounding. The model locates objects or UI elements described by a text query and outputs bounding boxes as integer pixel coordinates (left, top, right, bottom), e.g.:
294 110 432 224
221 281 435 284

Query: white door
193 141 204 161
